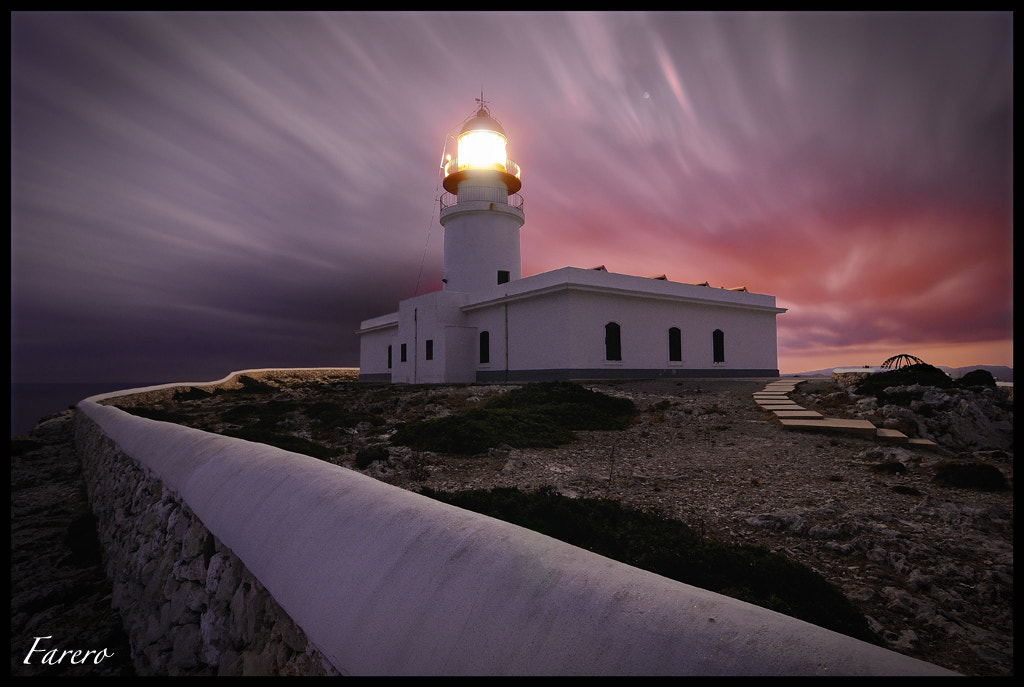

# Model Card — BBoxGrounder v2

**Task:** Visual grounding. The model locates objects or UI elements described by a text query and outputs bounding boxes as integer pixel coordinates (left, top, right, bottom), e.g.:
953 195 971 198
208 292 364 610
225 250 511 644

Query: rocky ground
11 412 136 677
10 373 1013 676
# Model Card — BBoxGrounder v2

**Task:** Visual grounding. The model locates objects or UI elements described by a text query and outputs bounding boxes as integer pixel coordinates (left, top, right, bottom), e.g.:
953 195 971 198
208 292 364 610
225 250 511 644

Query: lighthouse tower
440 101 524 293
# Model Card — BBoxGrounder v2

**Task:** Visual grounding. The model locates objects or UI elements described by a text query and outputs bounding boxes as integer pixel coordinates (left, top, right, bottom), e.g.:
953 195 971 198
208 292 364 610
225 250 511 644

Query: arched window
605 322 622 361
668 327 682 362
712 329 725 363
479 330 490 364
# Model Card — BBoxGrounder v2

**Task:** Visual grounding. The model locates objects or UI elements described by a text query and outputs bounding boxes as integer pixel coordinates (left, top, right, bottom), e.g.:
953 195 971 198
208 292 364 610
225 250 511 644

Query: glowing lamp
458 128 507 171
443 106 522 194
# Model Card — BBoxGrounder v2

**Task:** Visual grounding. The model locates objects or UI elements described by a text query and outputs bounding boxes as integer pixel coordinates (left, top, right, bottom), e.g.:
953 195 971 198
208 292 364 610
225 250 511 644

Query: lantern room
443 105 522 195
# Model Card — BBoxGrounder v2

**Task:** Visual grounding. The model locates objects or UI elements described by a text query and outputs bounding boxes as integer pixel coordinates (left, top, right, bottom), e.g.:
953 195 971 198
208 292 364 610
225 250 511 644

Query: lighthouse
357 97 786 384
439 103 524 293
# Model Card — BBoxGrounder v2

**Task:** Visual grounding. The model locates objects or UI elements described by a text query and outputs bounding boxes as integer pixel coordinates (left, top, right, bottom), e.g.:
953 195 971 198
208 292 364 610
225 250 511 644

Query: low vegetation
389 381 637 455
418 485 877 644
855 363 998 406
855 363 952 401
933 459 1008 491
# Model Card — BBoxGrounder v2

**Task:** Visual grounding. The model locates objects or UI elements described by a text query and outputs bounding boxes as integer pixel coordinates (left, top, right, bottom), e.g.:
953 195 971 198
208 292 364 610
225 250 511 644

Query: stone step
908 437 940 451
875 428 909 445
773 410 823 419
778 418 878 438
756 401 804 409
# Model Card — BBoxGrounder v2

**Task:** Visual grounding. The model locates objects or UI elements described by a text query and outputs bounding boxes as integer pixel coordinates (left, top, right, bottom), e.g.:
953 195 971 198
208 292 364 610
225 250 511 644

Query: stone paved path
760 379 939 447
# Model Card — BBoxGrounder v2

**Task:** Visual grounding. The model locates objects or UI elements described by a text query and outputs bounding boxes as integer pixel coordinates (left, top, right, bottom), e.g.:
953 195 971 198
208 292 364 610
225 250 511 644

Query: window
387 345 392 369
668 327 682 362
425 339 433 361
400 343 407 363
605 322 622 361
497 270 510 285
713 329 725 363
479 331 490 364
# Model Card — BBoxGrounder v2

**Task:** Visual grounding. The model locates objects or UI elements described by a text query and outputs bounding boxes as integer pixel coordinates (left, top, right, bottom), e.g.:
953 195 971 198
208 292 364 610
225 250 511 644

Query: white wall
441 201 523 294
357 320 397 380
476 276 781 376
390 291 471 384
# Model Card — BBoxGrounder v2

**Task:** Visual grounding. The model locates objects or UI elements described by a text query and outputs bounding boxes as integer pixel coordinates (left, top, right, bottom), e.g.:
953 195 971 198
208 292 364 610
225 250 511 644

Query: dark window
713 329 725 363
497 270 510 284
605 322 622 361
400 343 407 363
425 339 433 361
668 327 682 362
479 331 490 364
387 345 392 369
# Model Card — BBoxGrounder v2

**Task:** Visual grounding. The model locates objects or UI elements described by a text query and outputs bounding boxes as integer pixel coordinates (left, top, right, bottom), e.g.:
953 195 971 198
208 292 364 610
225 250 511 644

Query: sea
10 381 163 437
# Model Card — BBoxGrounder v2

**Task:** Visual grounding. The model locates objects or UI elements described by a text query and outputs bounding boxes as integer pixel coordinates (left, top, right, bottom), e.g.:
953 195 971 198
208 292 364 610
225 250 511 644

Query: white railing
440 189 524 211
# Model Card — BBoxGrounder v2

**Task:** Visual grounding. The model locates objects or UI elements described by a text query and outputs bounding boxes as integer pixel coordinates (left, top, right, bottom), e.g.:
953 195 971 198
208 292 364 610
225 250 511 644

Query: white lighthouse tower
440 101 524 293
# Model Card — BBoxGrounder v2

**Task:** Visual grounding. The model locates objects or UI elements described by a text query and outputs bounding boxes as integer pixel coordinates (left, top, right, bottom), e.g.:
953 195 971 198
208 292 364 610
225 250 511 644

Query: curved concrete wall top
78 373 957 676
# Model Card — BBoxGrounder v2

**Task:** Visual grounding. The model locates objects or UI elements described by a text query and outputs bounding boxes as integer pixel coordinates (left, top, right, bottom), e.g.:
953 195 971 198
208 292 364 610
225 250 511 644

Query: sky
11 11 1013 384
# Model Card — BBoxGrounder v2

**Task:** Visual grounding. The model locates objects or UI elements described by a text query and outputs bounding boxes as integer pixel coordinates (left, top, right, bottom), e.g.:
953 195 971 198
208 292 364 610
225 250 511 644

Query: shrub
419 486 876 644
933 460 1008 491
219 427 332 459
957 369 997 389
391 407 574 454
305 401 384 429
892 485 921 496
869 461 907 474
173 386 213 401
855 364 953 404
355 445 389 469
219 400 299 425
236 375 275 392
484 381 637 430
390 382 636 455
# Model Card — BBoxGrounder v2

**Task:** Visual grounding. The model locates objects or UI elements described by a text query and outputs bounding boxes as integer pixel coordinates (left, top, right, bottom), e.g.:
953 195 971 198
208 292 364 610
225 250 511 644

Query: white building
358 103 786 383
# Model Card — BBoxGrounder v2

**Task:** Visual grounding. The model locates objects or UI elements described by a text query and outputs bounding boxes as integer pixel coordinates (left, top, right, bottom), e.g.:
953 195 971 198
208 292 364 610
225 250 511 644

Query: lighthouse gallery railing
440 188 524 211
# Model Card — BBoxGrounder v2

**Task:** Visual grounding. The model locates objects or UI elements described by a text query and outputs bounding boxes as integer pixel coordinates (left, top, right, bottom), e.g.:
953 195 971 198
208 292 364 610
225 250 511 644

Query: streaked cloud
11 11 1012 381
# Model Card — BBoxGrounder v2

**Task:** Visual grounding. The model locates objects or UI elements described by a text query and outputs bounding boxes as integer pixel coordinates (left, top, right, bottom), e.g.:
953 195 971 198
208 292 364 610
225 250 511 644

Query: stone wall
831 368 886 388
74 412 339 676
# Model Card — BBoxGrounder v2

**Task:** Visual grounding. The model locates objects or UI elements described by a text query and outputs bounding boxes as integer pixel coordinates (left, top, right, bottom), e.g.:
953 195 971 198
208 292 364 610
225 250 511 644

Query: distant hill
782 368 835 378
939 365 1013 382
784 364 1012 382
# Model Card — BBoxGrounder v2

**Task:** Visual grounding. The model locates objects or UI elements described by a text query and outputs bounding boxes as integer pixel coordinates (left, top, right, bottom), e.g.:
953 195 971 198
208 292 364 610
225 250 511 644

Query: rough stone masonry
71 411 340 676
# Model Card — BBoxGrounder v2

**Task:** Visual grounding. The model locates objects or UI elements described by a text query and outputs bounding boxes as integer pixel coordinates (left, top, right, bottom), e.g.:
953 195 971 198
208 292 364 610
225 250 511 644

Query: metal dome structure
881 354 926 370
459 105 507 137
